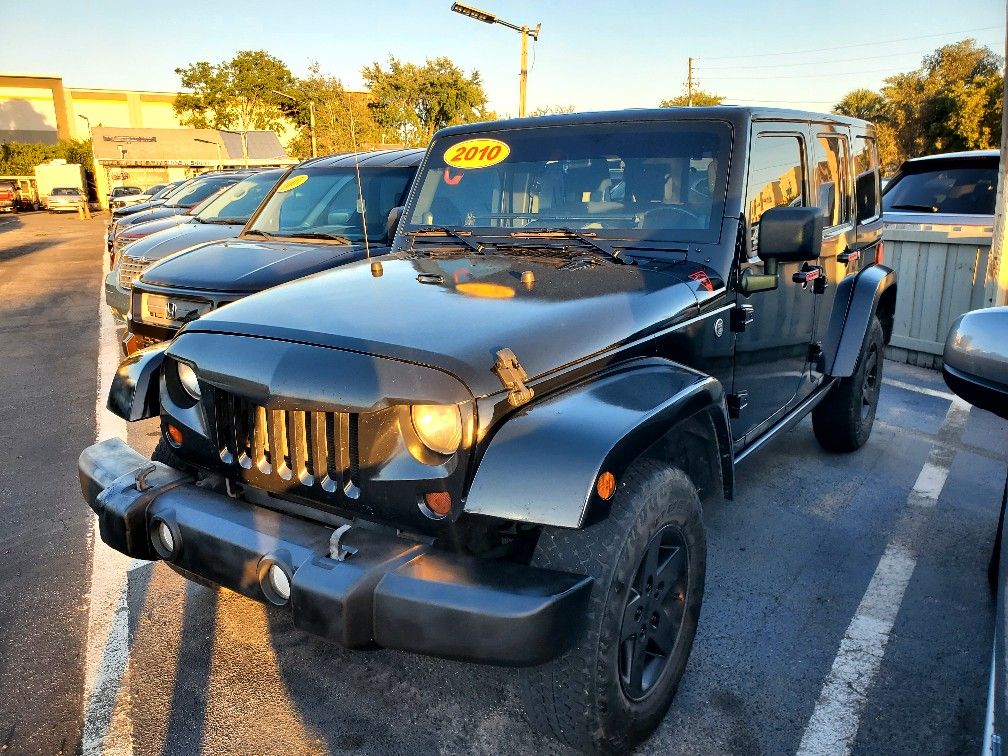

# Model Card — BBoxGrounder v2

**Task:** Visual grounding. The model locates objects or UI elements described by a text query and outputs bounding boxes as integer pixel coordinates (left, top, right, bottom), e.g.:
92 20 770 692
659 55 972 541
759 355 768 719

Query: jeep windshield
245 167 415 244
406 120 731 246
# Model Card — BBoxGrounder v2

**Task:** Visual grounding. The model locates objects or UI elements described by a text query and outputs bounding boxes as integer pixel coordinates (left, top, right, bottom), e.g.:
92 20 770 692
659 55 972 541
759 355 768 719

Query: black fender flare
464 358 733 529
107 343 166 421
821 264 896 378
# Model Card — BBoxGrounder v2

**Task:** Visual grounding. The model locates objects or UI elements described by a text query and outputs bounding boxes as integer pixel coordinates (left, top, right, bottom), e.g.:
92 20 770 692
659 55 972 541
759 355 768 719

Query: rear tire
519 459 705 754
813 316 884 452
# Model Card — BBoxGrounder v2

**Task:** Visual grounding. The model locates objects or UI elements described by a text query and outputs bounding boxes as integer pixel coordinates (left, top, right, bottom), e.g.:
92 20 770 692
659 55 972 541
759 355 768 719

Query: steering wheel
639 205 701 229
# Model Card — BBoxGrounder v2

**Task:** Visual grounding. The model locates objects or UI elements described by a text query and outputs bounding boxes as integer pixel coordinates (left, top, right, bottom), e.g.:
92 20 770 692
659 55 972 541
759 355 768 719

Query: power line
701 67 914 81
698 47 989 71
700 25 1001 61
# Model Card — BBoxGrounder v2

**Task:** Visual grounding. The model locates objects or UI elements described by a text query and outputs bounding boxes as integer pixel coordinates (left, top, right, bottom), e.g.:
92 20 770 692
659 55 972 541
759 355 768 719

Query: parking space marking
797 397 971 756
882 377 957 403
82 251 139 756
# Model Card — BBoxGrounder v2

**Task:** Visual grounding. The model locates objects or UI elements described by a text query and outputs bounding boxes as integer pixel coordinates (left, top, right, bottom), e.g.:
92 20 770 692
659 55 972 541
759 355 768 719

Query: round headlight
411 404 462 455
176 361 201 400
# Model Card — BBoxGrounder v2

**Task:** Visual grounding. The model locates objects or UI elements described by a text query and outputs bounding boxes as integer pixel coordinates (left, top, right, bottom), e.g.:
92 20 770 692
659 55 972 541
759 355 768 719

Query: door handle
792 265 824 284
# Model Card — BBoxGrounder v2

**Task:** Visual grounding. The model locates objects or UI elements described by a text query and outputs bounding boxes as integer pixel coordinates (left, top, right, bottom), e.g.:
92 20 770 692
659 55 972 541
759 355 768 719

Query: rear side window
882 165 997 215
853 136 881 223
745 134 806 254
813 134 850 228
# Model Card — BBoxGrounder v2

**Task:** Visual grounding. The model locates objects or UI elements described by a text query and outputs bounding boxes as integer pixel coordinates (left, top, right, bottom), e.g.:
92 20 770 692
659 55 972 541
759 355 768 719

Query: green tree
832 89 900 171
173 50 295 133
286 62 382 158
660 89 724 107
529 105 577 116
0 139 92 176
362 56 489 146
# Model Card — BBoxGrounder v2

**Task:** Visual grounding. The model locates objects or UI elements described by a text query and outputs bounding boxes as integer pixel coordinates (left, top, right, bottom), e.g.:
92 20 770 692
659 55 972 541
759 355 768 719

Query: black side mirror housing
942 307 1008 421
757 206 824 264
386 205 405 242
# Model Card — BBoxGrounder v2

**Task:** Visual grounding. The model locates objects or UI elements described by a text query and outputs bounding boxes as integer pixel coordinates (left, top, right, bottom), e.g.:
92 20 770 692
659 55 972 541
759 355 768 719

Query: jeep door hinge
493 348 535 407
730 304 755 332
726 391 749 418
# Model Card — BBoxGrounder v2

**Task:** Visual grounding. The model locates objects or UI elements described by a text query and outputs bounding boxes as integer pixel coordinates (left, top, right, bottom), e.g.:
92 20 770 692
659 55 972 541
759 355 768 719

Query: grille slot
118 255 153 289
212 389 356 496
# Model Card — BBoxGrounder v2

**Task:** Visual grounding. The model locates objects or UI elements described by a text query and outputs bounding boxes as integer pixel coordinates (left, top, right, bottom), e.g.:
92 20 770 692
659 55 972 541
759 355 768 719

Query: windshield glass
195 172 280 223
406 121 731 243
52 188 80 196
165 177 234 208
248 167 415 242
153 182 185 201
883 165 996 215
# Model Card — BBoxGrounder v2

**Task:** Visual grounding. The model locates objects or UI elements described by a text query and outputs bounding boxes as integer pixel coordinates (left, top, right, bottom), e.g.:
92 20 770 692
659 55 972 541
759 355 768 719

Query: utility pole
989 11 1008 306
451 4 540 118
309 100 317 159
687 57 694 107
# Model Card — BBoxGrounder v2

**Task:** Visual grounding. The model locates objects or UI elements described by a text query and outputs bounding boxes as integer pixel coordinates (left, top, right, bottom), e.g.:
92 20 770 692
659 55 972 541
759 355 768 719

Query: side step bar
734 379 836 464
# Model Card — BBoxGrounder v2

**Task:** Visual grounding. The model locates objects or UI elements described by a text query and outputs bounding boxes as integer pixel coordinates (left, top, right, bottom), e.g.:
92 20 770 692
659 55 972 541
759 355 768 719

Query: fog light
267 564 291 602
422 491 452 518
157 521 175 553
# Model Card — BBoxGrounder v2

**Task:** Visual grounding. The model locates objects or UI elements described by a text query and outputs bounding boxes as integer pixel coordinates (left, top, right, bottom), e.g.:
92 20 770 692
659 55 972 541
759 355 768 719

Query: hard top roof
434 106 872 139
300 148 426 170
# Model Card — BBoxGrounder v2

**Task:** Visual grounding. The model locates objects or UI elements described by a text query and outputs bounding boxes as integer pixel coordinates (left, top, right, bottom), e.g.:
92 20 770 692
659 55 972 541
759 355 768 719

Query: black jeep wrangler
79 107 894 753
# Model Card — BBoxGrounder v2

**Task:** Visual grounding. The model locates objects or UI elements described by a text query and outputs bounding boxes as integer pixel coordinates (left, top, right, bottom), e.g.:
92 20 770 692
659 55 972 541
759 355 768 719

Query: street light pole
78 114 96 200
450 3 540 117
273 89 316 158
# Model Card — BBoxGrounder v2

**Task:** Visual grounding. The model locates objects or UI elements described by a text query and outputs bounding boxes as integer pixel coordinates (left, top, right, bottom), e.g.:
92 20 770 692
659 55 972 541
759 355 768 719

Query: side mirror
385 205 405 242
757 206 824 264
942 307 1008 421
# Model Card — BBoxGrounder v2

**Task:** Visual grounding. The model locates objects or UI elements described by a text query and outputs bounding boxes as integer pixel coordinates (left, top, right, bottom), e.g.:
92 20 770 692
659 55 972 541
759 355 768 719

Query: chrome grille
212 389 358 496
118 255 153 289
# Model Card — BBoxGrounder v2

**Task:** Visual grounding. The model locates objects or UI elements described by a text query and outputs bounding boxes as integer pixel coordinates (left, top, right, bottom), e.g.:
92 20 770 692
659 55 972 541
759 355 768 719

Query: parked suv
883 149 997 226
104 169 286 322
80 108 895 753
125 150 421 352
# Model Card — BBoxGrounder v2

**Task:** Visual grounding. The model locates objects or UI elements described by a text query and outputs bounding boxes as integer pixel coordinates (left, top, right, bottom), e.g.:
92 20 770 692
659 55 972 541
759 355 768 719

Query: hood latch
493 348 534 408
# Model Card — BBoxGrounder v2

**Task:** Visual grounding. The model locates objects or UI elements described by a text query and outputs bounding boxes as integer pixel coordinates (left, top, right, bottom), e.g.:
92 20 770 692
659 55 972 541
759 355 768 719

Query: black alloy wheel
619 524 689 700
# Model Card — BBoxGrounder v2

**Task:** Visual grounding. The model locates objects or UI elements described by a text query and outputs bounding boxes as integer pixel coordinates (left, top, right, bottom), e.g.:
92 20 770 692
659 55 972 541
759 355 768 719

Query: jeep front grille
211 389 358 496
118 255 152 289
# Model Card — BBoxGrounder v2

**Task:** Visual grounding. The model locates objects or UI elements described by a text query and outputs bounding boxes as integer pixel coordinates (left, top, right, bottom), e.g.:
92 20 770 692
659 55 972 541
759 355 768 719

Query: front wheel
813 316 885 452
519 459 705 753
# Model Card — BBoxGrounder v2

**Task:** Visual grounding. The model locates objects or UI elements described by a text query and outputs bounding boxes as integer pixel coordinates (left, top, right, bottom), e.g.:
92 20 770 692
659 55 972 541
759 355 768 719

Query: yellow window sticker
443 138 510 170
276 174 308 193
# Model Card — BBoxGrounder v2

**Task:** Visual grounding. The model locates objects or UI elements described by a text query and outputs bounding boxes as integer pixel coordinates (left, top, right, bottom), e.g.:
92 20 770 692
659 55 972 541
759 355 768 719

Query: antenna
346 91 370 258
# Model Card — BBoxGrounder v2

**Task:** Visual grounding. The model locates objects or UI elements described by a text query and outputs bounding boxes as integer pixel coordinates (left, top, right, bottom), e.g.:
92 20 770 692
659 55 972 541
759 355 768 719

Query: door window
853 136 881 223
744 134 806 255
813 135 850 228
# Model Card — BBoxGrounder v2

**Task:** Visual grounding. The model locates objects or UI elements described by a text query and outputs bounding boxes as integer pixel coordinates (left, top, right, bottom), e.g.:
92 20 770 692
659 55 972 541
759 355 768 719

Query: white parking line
882 377 957 403
797 397 971 756
81 252 138 756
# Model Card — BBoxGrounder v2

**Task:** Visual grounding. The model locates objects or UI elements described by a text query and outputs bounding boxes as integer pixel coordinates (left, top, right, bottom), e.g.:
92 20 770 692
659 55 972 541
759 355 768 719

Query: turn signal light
597 471 616 500
166 424 184 447
423 491 452 518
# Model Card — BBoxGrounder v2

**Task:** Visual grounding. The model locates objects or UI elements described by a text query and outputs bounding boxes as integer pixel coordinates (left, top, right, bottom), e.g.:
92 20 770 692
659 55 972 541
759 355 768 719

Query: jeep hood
186 255 706 397
140 238 375 293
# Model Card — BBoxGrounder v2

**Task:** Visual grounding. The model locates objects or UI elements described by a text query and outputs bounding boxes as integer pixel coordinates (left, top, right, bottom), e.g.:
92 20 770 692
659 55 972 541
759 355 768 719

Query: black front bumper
79 438 592 666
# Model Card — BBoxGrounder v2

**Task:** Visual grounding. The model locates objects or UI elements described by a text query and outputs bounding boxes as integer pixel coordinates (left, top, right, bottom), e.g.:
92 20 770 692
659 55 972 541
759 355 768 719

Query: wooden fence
883 224 996 369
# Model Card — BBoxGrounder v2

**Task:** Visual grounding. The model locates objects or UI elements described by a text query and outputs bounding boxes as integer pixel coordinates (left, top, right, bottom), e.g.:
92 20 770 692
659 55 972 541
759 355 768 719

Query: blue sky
4 0 1004 116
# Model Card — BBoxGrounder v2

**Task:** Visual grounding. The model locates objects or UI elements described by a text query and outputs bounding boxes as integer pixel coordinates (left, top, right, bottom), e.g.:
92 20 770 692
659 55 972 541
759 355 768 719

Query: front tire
152 437 196 475
519 459 705 753
813 316 885 452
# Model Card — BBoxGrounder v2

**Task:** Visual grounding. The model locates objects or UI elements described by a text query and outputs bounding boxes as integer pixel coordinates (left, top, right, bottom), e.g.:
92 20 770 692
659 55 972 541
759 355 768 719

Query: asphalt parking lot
1 210 1006 755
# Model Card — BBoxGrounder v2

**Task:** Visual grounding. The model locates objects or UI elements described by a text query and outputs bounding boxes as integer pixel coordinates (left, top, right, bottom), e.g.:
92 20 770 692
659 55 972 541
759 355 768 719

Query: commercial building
1 74 298 207
92 127 295 207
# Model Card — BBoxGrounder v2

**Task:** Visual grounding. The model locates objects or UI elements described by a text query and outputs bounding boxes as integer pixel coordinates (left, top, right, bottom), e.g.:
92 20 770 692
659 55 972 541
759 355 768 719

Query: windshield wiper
199 217 247 225
406 225 484 254
284 231 353 243
889 203 938 212
508 228 626 264
244 228 274 239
